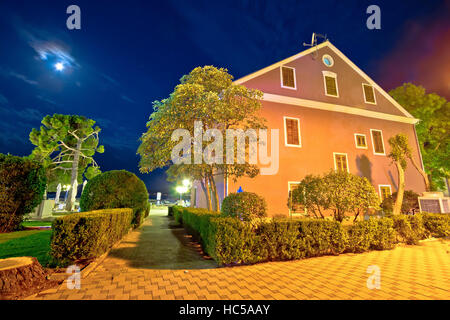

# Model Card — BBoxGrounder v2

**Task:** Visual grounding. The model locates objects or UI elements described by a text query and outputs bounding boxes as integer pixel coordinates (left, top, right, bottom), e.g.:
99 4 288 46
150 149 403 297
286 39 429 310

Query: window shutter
371 130 384 154
282 67 295 88
285 118 299 145
325 76 337 96
363 84 375 103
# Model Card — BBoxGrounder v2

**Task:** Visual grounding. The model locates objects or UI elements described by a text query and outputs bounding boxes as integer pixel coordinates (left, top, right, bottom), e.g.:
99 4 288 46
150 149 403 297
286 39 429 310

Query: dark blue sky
0 0 448 196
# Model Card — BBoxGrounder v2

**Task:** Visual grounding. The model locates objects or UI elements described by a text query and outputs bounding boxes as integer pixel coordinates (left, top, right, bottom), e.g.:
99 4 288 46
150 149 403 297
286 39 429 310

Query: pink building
192 41 426 217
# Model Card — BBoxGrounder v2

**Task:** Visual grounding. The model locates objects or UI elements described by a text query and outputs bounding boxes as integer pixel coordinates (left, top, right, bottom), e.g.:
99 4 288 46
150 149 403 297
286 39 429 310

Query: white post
55 183 62 204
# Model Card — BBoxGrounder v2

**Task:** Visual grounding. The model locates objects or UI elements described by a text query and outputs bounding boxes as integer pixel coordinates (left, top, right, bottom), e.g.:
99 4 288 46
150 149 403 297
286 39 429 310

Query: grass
0 230 52 266
21 220 53 227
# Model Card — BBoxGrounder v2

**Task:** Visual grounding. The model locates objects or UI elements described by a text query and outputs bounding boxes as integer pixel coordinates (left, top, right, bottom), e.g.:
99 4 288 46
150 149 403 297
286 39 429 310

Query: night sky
0 0 448 196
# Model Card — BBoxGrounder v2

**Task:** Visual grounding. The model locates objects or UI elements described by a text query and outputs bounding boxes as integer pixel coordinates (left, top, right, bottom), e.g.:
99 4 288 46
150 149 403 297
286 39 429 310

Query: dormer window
322 71 339 97
362 84 376 104
280 66 296 89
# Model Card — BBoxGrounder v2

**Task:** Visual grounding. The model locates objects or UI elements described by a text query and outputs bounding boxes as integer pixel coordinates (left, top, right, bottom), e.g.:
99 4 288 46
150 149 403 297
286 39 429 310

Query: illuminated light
55 62 64 71
182 179 190 187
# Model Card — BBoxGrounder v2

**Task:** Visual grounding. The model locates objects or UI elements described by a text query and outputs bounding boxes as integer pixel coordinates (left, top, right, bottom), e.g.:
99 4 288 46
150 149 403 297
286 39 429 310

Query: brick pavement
28 209 450 300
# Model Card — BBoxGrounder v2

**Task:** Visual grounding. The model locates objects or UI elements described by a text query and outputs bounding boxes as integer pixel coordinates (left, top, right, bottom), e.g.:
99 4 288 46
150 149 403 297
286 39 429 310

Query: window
362 84 376 104
322 71 339 97
284 117 301 147
280 66 296 89
288 182 305 215
354 133 367 149
333 153 349 172
370 129 385 155
379 185 392 201
322 54 334 67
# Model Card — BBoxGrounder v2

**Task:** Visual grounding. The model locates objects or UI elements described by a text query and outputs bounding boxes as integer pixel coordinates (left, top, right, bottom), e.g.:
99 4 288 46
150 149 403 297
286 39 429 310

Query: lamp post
176 186 188 201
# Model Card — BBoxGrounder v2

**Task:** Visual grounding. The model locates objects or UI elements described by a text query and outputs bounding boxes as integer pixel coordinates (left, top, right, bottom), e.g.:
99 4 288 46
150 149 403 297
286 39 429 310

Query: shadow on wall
356 155 373 182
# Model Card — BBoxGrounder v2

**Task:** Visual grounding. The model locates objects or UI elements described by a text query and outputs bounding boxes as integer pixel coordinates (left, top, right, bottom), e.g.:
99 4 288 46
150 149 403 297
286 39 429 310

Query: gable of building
234 41 416 122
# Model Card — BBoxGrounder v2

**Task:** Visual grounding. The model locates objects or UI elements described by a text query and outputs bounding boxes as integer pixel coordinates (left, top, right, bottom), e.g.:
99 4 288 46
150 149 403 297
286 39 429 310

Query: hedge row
173 206 449 266
50 208 134 265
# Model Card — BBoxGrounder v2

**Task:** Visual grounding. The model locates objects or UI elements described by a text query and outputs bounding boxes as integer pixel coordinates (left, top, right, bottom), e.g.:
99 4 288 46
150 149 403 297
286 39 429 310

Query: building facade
192 41 426 217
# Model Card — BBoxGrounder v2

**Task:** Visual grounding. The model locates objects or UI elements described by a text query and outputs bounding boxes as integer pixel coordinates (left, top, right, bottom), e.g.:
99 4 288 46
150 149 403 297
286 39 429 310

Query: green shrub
422 212 450 237
168 206 174 217
173 206 184 225
381 190 420 215
221 192 267 221
347 218 397 252
392 214 426 244
0 154 47 233
50 208 133 265
80 170 149 228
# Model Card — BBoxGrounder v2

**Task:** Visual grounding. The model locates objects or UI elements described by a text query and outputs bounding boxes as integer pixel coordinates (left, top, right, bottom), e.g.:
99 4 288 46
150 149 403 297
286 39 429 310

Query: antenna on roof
303 33 328 59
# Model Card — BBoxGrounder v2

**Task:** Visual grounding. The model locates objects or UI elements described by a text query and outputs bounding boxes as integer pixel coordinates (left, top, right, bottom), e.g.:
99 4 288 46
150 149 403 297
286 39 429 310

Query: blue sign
237 186 243 193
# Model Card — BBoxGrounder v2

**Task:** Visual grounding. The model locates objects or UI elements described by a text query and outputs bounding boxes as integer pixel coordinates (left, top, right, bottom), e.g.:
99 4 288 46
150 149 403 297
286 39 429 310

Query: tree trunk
65 139 82 211
408 155 430 191
393 163 405 215
209 174 220 212
204 177 212 211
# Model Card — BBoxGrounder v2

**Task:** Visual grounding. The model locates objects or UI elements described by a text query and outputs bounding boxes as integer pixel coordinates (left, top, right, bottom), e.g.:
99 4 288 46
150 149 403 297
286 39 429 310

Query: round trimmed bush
80 170 149 227
221 191 267 221
0 154 47 233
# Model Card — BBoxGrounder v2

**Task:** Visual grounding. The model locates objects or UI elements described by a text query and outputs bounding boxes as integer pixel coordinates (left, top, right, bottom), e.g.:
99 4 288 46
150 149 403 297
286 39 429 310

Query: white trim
322 71 339 97
378 184 392 200
362 83 377 105
233 41 415 119
288 181 303 216
370 129 386 156
354 133 368 149
280 66 297 90
333 152 349 172
322 54 334 67
263 93 419 124
283 116 302 148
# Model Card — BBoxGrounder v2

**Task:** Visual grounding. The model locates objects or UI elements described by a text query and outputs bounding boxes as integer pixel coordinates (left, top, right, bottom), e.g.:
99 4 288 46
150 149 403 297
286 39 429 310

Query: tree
323 171 379 222
29 114 104 211
390 83 450 191
138 66 266 211
381 190 420 215
290 175 327 218
0 154 47 232
291 171 379 222
388 134 409 215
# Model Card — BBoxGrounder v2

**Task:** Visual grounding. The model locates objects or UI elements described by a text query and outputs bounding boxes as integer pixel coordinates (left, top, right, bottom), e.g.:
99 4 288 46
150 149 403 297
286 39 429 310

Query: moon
55 62 64 71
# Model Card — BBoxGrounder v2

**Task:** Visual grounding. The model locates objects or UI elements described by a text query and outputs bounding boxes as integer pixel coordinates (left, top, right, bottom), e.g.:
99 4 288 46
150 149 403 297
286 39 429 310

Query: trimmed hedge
50 208 133 265
80 170 149 228
175 207 450 266
422 212 450 238
347 218 397 253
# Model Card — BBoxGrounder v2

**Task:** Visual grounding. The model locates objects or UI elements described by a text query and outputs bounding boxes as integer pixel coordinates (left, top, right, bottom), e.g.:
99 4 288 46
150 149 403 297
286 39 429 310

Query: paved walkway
29 209 450 300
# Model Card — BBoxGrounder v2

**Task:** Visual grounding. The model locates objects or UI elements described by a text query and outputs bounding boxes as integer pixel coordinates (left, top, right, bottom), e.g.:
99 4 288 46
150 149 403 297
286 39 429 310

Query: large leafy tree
29 114 104 211
138 66 266 211
390 83 450 191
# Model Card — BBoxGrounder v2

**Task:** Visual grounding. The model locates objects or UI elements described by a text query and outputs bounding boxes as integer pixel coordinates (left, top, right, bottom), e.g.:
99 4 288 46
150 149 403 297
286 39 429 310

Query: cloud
0 106 43 122
0 67 38 86
374 9 450 99
120 94 136 104
101 73 120 86
36 95 59 107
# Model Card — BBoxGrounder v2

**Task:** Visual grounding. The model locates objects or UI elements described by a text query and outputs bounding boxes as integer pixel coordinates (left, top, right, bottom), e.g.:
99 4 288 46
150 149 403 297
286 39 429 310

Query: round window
322 54 334 67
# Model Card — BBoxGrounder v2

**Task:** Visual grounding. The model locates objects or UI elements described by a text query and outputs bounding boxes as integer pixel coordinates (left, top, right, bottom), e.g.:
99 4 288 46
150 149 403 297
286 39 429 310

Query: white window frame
354 133 368 149
333 152 349 173
280 66 297 90
322 54 334 67
288 181 303 216
378 184 392 200
283 116 302 148
362 83 377 105
370 129 386 156
322 71 339 97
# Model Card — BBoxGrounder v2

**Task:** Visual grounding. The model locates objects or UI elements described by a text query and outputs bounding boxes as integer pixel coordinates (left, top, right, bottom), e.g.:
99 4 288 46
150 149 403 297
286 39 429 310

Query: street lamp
176 185 188 201
182 179 191 187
